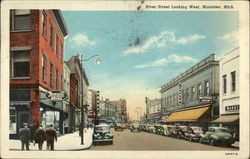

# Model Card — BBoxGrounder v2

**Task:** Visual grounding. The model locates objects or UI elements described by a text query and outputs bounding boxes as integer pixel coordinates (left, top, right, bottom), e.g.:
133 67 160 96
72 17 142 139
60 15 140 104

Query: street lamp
80 54 101 145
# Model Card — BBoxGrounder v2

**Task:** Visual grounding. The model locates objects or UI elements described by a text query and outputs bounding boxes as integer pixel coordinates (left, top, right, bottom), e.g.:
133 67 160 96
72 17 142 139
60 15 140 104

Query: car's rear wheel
189 137 192 142
210 138 216 146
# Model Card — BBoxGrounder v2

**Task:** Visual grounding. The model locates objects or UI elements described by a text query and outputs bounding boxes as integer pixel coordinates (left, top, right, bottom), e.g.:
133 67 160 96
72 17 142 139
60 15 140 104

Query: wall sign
225 105 239 111
46 90 68 101
199 96 212 103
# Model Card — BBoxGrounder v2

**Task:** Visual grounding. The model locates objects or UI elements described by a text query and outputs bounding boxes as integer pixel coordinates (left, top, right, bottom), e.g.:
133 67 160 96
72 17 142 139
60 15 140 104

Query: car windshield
218 128 230 133
95 126 109 131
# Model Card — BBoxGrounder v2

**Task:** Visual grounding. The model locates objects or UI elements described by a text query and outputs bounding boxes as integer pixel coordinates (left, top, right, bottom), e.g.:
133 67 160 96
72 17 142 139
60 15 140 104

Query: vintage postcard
0 0 249 159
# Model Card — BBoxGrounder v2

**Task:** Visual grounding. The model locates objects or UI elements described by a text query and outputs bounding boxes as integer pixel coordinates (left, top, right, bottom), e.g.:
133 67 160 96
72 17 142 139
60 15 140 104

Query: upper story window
13 10 31 31
50 62 54 88
186 89 189 102
231 71 236 92
56 34 59 56
223 75 227 94
60 42 63 63
205 81 210 96
197 84 202 98
167 97 169 107
61 74 63 90
56 69 58 90
12 50 30 77
42 53 47 82
42 11 47 38
50 23 53 48
191 87 195 101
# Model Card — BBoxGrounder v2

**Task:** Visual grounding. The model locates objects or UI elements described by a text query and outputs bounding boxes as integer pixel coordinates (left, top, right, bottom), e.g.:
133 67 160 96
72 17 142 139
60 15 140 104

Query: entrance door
18 111 30 132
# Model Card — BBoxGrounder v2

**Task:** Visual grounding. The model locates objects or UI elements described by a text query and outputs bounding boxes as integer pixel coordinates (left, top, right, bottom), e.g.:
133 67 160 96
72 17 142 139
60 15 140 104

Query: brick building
9 9 68 138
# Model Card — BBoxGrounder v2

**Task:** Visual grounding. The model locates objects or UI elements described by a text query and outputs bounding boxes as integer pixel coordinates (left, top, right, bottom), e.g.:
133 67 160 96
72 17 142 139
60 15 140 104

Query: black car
184 126 204 142
93 124 114 145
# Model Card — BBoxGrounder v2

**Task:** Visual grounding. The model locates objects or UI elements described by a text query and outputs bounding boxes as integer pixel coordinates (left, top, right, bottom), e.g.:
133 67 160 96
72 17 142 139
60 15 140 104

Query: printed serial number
225 152 238 155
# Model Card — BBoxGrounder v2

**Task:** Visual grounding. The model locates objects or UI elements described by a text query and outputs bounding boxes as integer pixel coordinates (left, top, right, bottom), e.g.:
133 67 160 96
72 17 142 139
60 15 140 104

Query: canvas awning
164 105 211 122
212 114 239 123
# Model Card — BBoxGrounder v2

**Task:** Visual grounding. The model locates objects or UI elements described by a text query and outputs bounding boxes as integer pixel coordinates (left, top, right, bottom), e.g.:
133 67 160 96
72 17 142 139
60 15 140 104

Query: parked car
171 125 188 139
199 127 235 147
185 126 204 142
130 124 141 132
154 124 163 135
93 123 113 145
163 125 176 136
114 123 124 131
148 125 156 133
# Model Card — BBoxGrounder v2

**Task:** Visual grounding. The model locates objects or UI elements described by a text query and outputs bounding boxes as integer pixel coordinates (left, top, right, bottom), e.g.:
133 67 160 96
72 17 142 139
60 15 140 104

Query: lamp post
79 54 101 145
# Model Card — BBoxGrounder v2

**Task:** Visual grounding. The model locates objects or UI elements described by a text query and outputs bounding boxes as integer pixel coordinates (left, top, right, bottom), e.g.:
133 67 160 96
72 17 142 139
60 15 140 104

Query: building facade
213 48 239 137
9 9 68 138
160 54 219 128
145 97 161 123
98 99 117 124
109 99 128 123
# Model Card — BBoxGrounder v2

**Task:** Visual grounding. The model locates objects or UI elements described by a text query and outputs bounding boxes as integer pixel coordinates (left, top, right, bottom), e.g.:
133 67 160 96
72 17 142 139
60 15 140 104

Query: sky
61 11 238 120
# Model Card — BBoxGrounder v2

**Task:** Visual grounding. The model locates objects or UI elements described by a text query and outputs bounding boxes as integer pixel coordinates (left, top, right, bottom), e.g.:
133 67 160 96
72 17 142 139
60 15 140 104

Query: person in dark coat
45 124 57 150
29 123 35 146
34 125 46 150
19 123 30 150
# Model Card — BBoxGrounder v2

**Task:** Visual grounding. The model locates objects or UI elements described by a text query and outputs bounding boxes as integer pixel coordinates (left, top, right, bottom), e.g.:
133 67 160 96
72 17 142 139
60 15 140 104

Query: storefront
40 91 68 135
9 90 31 139
147 112 162 124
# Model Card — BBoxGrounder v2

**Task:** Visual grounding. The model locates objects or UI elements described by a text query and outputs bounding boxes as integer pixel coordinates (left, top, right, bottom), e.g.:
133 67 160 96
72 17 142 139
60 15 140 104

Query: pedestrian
45 124 57 150
34 124 46 150
29 123 35 146
19 123 30 150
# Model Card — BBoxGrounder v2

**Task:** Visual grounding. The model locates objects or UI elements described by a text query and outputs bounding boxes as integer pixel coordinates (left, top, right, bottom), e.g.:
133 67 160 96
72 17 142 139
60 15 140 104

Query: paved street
89 128 239 151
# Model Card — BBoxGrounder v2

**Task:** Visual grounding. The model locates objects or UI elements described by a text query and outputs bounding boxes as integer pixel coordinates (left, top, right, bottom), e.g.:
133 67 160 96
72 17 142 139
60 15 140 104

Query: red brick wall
70 73 78 107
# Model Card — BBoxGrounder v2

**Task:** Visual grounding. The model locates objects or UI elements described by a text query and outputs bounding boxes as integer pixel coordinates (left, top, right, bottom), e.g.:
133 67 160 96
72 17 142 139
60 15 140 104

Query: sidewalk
9 128 93 151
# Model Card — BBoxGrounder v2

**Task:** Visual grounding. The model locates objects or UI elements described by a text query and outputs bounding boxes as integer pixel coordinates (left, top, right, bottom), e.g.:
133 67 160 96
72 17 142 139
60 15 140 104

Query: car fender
210 135 219 141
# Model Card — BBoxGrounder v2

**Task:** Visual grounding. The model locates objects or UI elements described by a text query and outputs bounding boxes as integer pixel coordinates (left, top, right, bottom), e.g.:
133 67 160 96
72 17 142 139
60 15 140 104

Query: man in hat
45 124 57 150
19 123 30 150
34 124 46 150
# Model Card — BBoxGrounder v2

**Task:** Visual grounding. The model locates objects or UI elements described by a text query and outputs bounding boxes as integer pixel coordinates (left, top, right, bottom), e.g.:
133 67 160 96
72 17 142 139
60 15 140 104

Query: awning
212 114 239 123
164 105 211 122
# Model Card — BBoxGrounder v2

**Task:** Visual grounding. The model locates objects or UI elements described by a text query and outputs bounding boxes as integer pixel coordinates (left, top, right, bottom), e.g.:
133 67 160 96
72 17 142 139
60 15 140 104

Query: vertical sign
178 83 182 108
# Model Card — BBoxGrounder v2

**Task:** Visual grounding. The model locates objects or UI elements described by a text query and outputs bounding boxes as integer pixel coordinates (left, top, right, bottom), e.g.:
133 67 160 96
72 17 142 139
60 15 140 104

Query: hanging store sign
46 90 68 101
199 96 212 103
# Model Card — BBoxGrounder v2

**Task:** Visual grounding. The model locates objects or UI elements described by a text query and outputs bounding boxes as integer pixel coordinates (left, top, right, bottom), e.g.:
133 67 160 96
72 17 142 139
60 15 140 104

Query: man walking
19 123 30 150
34 124 46 150
45 124 57 150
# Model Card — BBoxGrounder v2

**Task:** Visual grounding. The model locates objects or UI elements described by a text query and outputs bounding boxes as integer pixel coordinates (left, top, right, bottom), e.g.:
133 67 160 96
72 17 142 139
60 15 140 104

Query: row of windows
12 10 64 64
11 50 63 90
42 10 64 64
222 71 236 94
162 81 210 108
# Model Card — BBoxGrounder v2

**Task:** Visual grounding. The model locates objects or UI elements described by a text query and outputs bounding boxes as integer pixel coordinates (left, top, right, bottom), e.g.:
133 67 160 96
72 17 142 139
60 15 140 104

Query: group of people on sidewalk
19 123 57 151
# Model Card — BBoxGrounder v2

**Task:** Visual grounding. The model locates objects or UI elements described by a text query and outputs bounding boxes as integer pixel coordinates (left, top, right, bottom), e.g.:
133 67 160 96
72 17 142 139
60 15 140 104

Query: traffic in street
89 124 239 151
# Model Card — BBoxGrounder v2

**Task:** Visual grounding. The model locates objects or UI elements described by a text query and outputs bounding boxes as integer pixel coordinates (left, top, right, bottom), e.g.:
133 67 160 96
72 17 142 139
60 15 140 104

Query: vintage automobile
154 124 163 135
184 126 204 142
92 123 114 145
148 125 156 133
171 125 188 139
130 124 141 132
163 125 176 136
114 123 124 131
199 127 235 147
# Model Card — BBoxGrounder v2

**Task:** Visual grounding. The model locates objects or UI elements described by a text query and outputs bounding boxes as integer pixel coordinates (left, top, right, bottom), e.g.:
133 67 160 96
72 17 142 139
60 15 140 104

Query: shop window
9 109 17 134
42 53 47 82
13 9 30 30
42 10 47 38
231 71 236 92
12 50 30 77
223 75 227 94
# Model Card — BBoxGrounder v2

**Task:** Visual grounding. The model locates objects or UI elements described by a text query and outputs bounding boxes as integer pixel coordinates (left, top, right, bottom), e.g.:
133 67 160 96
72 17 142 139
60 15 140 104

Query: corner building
160 54 219 129
9 9 68 138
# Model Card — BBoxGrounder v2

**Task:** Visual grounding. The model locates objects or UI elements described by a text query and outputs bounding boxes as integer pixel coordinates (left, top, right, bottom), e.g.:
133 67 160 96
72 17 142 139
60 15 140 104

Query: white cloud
71 33 98 47
217 31 238 42
134 54 198 69
123 31 206 55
